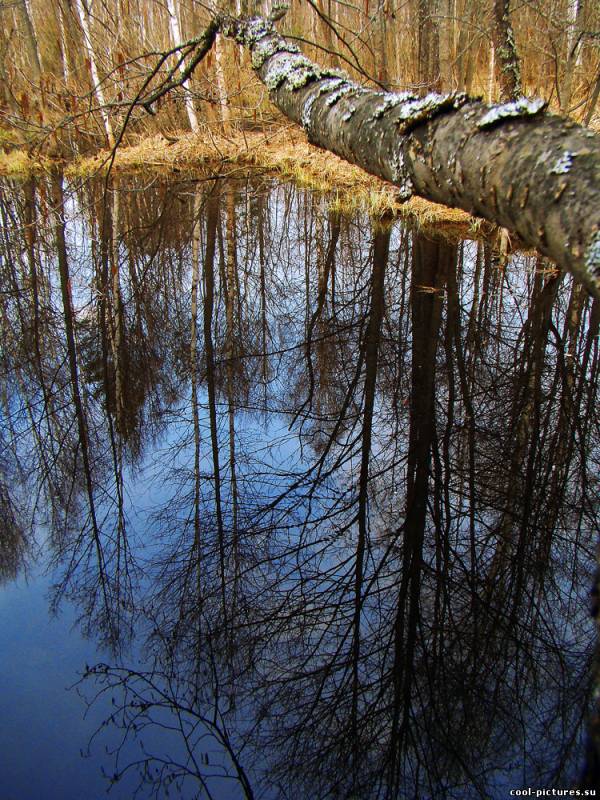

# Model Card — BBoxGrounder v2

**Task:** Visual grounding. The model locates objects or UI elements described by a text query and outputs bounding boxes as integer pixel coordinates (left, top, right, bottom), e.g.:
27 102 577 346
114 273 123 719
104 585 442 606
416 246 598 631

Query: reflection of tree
1 174 599 797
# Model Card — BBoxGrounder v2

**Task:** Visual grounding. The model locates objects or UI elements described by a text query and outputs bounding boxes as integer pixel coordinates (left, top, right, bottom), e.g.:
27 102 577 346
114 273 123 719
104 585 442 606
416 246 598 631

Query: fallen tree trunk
212 13 600 299
141 11 600 298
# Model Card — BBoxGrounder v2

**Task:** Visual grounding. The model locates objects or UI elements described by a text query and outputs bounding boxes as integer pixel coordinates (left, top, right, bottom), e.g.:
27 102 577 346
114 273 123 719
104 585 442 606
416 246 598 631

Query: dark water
0 172 598 799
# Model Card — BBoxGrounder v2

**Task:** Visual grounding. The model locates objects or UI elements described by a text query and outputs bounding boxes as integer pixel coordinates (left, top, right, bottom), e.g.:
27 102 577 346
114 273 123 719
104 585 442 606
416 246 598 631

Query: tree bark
491 0 521 101
417 0 440 90
215 14 600 299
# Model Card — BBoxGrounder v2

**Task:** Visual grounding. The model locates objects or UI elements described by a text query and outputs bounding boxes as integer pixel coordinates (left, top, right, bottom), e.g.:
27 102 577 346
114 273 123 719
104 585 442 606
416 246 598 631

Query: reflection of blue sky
0 569 143 799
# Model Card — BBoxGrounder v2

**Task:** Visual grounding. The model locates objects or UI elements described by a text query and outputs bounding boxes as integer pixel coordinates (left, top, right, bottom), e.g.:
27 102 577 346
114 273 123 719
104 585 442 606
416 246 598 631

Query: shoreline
0 125 487 235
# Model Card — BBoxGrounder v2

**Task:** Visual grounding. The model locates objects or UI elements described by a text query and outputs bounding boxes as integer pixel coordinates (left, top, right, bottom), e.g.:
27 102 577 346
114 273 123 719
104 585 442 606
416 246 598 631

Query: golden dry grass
0 149 49 177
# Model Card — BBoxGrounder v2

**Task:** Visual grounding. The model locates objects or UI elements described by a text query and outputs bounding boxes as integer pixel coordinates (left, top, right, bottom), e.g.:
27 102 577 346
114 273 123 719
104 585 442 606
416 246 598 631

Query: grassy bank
0 124 484 234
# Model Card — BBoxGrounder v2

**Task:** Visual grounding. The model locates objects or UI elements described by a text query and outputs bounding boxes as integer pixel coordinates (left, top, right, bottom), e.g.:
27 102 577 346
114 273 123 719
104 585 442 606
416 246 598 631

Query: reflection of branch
81 662 256 799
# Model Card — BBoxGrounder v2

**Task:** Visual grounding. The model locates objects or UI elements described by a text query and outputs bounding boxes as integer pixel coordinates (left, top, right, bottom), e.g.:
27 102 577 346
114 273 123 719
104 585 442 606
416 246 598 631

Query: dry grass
66 124 480 233
0 149 49 177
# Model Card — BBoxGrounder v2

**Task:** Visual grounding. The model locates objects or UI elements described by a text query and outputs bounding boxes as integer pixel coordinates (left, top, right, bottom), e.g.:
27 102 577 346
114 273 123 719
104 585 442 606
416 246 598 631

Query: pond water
0 171 598 799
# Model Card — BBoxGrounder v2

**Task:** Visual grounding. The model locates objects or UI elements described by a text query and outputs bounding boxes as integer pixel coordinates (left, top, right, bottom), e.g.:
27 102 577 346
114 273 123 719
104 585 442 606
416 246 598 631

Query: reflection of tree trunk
104 184 127 609
110 186 125 435
298 207 340 422
190 188 203 620
257 192 269 405
486 269 560 608
351 219 390 779
389 231 450 791
51 172 113 637
445 245 478 621
225 188 240 596
24 179 52 418
202 188 228 629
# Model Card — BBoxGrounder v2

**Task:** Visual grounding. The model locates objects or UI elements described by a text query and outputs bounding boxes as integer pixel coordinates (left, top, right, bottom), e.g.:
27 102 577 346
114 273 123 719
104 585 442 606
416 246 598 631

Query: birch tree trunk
214 35 232 133
561 0 585 114
73 0 115 147
57 5 71 85
166 0 200 133
14 0 41 82
215 14 600 299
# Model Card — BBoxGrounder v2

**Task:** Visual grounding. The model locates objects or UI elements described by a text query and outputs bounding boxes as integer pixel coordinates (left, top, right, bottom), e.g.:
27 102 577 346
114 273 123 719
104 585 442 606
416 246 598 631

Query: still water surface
0 172 598 798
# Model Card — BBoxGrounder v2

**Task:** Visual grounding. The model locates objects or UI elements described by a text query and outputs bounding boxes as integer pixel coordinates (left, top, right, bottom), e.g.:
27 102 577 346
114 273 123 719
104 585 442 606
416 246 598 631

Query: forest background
1 0 599 167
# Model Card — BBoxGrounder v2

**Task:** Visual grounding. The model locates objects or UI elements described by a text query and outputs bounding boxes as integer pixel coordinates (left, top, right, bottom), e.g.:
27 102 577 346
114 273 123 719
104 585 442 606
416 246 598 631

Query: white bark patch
550 150 576 174
390 147 414 201
477 96 547 129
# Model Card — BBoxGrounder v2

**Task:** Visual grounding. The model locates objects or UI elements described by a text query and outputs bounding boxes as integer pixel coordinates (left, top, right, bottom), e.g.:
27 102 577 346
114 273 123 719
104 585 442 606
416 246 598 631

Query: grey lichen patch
223 16 273 47
550 150 576 175
341 105 356 122
324 84 356 107
263 52 320 91
320 67 351 81
394 92 469 133
300 78 345 134
370 91 418 121
585 230 600 278
251 36 299 70
477 96 546 129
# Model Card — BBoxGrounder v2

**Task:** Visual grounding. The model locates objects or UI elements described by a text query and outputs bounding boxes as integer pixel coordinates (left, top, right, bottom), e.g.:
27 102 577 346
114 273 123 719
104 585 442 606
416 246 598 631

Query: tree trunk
438 0 454 90
417 0 440 90
73 0 115 147
166 0 200 132
14 0 41 82
561 0 585 114
216 14 600 299
491 0 521 101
